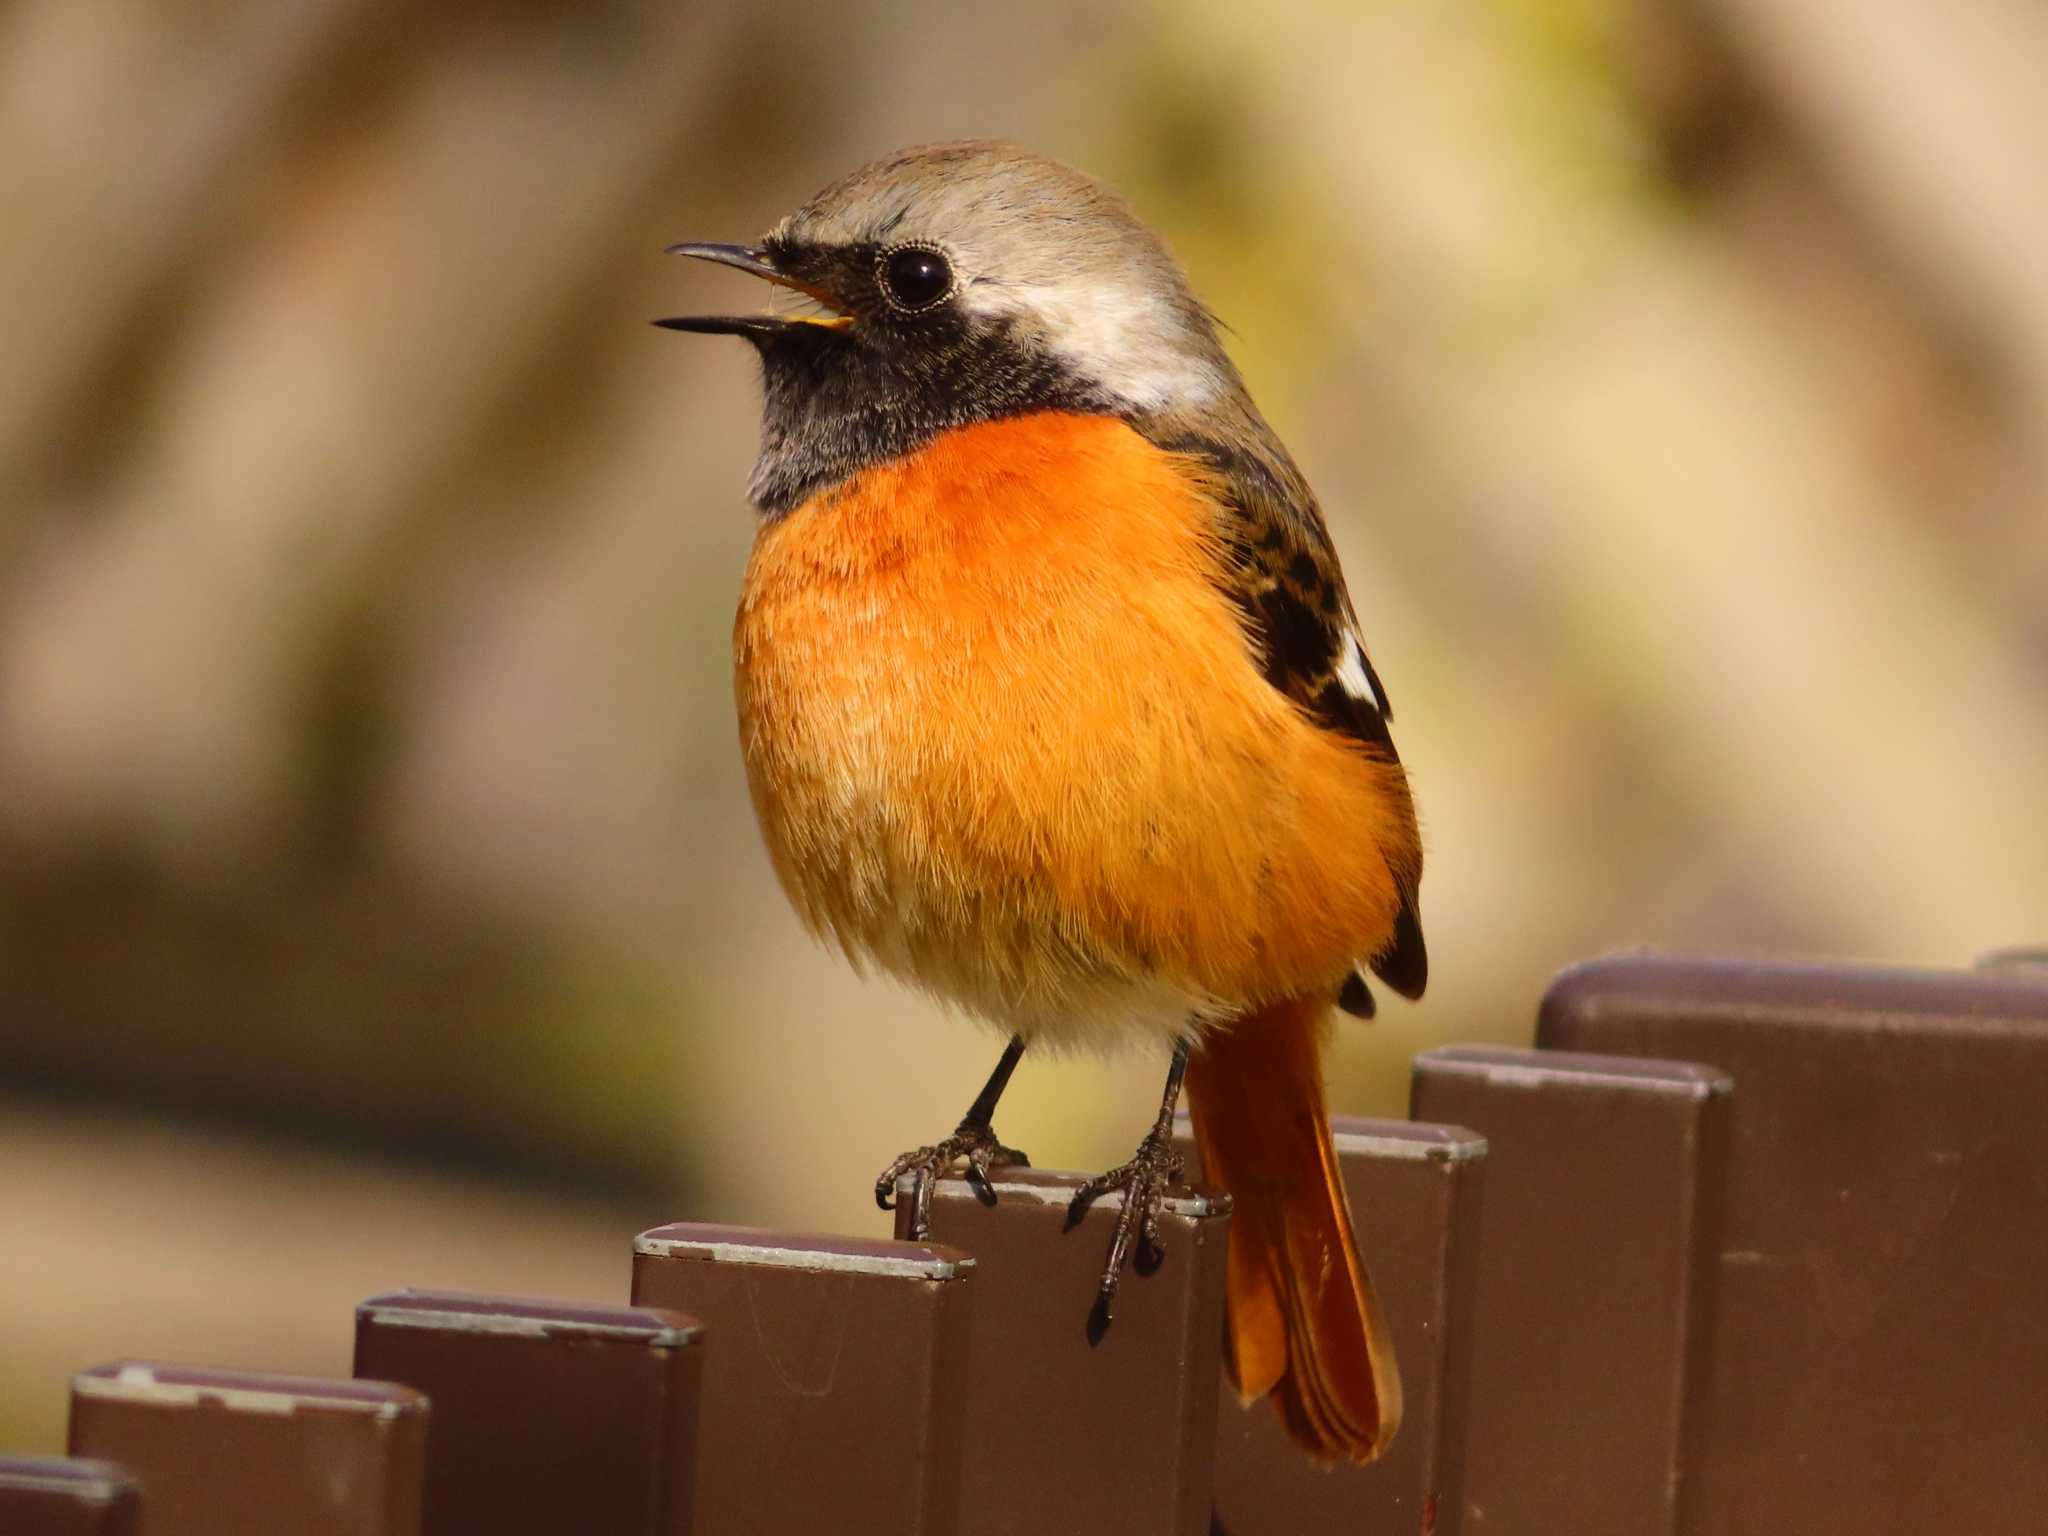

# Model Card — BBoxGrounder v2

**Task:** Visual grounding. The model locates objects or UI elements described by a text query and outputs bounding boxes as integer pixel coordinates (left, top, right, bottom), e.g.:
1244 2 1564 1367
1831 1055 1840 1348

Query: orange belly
733 412 1417 1048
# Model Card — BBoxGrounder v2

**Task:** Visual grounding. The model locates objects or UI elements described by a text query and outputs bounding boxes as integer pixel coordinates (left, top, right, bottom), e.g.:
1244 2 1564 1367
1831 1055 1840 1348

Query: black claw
1072 1041 1191 1343
965 1149 1002 1207
872 1123 1029 1240
1065 1126 1187 1339
1063 1182 1104 1232
874 1144 938 1213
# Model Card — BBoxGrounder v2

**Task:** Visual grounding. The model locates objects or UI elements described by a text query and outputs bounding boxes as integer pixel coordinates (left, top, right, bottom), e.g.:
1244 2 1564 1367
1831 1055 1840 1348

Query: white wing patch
1335 631 1383 714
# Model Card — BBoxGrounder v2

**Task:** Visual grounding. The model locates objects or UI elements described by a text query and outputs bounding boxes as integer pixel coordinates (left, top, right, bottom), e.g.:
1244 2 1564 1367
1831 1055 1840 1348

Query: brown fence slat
1177 1115 1487 1536
0 1457 140 1535
630 1225 973 1536
353 1291 703 1536
1539 954 2048 1536
1410 1046 1730 1536
901 1166 1230 1536
1976 945 2048 976
67 1363 426 1536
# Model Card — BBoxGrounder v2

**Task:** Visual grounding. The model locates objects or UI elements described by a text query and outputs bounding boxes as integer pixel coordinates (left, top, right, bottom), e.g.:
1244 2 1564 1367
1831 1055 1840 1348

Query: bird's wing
1154 428 1428 1006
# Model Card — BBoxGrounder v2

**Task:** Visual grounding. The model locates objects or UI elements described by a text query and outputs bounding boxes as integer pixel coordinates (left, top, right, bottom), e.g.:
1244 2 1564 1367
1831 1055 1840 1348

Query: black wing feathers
1155 429 1428 1007
1372 896 1429 1000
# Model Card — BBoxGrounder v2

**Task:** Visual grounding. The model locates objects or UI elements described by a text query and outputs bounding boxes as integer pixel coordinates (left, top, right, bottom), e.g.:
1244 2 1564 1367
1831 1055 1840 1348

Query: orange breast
733 412 1417 1045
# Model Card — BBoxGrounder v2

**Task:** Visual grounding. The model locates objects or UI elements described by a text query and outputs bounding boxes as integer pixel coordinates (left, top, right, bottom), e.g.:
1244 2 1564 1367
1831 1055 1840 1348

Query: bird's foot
1065 1126 1187 1340
875 1120 1031 1239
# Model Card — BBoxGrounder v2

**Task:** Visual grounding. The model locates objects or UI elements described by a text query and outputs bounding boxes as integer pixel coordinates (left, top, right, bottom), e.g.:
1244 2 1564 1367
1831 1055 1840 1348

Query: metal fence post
66 1364 427 1535
353 1291 704 1535
631 1225 974 1536
902 1166 1231 1536
1976 945 2048 976
1178 1115 1488 1536
0 1456 140 1535
1539 953 2048 1536
1410 1046 1731 1536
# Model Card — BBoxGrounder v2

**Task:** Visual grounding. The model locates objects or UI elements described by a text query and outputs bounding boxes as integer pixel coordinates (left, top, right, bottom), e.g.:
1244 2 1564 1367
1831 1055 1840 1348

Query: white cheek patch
960 280 1223 412
1336 631 1383 714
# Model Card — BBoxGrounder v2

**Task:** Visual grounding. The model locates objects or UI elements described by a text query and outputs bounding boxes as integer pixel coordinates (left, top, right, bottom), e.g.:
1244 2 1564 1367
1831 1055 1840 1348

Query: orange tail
1185 994 1402 1464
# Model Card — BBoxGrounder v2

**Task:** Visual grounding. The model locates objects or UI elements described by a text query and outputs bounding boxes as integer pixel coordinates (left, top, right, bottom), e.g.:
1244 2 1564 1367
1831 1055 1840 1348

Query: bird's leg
1066 1040 1191 1337
876 1035 1032 1239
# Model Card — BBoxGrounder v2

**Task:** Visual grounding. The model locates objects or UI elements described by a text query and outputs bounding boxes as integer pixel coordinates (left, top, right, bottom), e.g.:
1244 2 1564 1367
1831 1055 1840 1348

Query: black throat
742 312 1113 515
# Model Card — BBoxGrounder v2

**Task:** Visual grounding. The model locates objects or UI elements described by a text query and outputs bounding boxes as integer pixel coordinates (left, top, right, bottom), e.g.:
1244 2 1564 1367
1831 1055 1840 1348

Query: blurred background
3 0 2045 1453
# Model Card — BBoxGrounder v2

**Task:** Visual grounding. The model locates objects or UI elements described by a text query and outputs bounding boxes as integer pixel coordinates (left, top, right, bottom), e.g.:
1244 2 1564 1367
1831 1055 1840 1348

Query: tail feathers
1186 994 1401 1464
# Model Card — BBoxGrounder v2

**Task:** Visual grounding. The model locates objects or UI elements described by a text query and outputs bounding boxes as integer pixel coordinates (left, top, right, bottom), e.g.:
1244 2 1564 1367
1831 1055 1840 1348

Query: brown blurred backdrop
3 0 2044 1454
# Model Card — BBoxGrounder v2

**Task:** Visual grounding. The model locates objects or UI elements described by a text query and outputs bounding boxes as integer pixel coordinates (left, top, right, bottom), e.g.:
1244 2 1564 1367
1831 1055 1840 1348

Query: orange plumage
736 412 1414 1038
734 410 1413 1459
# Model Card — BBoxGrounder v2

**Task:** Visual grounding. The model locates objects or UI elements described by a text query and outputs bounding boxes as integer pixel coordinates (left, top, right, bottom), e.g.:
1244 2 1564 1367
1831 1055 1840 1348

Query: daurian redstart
662 140 1425 1464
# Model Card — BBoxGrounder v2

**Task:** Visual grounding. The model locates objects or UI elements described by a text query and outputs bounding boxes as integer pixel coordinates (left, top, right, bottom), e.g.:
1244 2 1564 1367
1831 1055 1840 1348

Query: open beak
655 242 853 336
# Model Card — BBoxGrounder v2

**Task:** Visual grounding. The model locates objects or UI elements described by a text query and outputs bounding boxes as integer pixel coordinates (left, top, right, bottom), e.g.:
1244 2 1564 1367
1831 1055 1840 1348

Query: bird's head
660 140 1240 514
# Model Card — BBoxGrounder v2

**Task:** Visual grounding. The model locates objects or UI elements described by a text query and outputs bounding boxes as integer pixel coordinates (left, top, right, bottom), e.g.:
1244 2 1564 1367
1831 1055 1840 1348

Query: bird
659 140 1425 1464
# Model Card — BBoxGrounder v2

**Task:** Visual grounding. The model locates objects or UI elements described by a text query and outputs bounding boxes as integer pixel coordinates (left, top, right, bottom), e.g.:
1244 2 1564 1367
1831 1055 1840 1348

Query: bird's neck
744 323 1112 516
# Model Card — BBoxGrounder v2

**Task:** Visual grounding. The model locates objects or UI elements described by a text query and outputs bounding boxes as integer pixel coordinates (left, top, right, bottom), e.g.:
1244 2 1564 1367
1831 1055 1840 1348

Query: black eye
879 245 953 312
